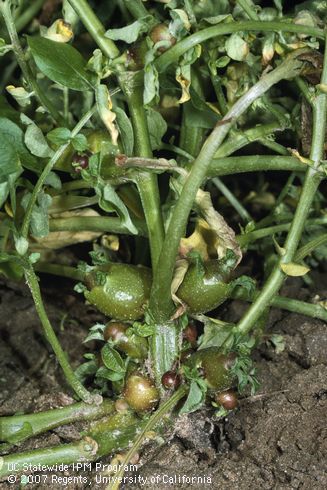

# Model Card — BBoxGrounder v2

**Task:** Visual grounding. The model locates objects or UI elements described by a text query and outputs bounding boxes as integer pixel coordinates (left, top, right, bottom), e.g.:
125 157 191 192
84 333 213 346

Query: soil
0 275 326 489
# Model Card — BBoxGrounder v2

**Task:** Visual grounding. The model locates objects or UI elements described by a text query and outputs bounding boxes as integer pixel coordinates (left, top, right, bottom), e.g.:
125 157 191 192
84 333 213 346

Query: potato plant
0 0 326 484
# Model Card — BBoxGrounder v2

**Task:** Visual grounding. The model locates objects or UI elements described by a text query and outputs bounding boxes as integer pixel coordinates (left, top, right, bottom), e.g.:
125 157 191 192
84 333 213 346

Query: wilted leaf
6 85 32 107
225 34 249 61
44 19 74 43
195 189 242 264
171 258 189 305
105 16 153 43
95 84 118 145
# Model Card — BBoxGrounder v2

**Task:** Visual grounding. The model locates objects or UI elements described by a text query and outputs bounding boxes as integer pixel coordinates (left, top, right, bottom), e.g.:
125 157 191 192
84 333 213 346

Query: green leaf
146 108 168 150
71 133 88 151
105 16 153 44
44 172 61 190
0 117 37 172
27 36 94 91
96 366 124 382
131 322 155 337
180 380 206 414
101 344 125 373
0 132 21 183
47 127 72 145
115 107 134 156
143 47 159 106
199 321 233 350
23 119 54 158
97 182 138 235
225 33 249 61
14 235 29 256
21 191 52 238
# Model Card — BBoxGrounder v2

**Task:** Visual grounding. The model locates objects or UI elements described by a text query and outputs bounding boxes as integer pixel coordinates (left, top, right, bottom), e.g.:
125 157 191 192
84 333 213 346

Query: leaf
280 262 310 276
44 172 62 190
72 134 88 151
143 44 159 106
199 321 234 350
95 84 119 145
31 209 102 250
97 182 138 235
180 380 206 414
195 189 242 264
115 107 134 156
0 117 37 172
23 119 54 158
47 127 72 146
27 36 94 91
105 16 153 44
101 344 125 373
6 85 32 107
44 19 74 43
0 132 21 182
21 191 52 238
146 108 167 150
0 38 11 56
225 34 249 61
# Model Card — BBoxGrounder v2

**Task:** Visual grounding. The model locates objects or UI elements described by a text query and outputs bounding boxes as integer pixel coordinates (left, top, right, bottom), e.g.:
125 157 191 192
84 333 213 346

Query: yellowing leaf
176 71 191 103
180 219 211 261
95 84 119 145
195 189 242 264
6 85 32 107
44 19 73 43
171 258 189 305
280 262 310 277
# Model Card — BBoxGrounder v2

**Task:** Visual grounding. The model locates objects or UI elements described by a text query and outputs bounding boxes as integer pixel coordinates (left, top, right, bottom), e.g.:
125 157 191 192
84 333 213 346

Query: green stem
233 35 327 337
15 0 46 32
214 122 286 158
123 0 149 19
0 1 65 126
67 0 119 59
0 438 98 478
34 262 85 281
119 73 165 269
295 234 327 262
232 289 327 322
155 21 324 73
24 264 97 404
0 400 114 445
150 52 306 321
258 138 289 155
49 216 148 237
0 411 142 478
208 155 306 177
236 0 259 20
21 106 96 240
106 385 188 490
237 217 327 247
212 177 252 223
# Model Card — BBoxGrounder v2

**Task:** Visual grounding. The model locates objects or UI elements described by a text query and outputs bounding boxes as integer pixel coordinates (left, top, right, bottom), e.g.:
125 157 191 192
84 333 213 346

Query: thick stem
232 36 327 337
49 216 148 237
123 0 148 19
21 106 96 240
119 73 165 269
155 21 324 73
0 400 114 445
24 265 97 404
67 0 119 59
0 1 65 126
106 385 188 490
208 155 306 177
150 52 306 321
